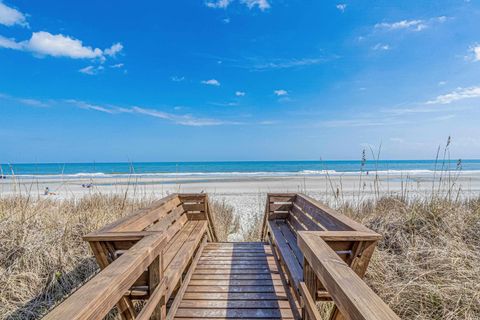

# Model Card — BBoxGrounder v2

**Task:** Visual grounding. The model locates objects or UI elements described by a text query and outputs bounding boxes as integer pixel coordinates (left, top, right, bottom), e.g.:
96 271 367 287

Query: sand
2 172 480 238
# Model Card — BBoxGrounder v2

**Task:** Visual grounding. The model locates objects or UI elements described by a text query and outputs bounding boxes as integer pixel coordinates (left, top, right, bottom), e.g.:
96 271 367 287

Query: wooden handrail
44 233 167 320
299 282 322 320
298 231 400 320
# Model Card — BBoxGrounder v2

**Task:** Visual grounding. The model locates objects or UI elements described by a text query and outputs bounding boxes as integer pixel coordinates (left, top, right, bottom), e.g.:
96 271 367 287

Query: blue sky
1 0 480 162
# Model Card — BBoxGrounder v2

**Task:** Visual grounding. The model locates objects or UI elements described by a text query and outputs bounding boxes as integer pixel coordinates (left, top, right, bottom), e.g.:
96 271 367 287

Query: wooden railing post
148 254 164 320
298 232 400 320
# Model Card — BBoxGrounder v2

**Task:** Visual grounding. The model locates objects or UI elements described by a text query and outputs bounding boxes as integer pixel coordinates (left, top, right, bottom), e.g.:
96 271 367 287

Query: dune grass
0 195 153 319
341 196 480 320
0 189 479 319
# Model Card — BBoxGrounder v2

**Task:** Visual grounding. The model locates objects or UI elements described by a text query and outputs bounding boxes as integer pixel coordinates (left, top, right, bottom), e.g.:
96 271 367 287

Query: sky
1 0 480 163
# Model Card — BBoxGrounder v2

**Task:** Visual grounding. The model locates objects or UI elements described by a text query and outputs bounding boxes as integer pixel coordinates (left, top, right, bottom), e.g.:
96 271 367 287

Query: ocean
1 160 479 178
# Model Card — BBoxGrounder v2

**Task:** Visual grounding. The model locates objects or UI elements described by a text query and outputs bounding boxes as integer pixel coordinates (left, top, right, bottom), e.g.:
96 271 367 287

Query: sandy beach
3 172 479 239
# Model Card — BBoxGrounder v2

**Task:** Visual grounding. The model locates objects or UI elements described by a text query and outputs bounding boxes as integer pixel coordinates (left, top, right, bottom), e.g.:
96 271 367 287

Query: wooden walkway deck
174 242 300 319
44 193 400 320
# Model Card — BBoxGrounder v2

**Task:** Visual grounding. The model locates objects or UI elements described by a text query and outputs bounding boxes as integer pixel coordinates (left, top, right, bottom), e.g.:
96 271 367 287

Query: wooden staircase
174 242 300 319
43 193 400 320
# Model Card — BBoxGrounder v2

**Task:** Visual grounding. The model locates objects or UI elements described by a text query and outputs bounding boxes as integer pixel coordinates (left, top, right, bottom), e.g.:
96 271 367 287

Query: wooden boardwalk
44 193 400 320
174 242 299 319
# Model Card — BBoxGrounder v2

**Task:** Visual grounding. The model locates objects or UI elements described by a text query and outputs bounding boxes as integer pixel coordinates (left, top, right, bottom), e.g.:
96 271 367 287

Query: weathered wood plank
267 221 303 289
167 236 207 320
174 308 294 319
190 273 282 280
165 221 208 299
193 269 276 275
44 234 166 320
186 285 286 293
188 279 284 286
179 300 292 309
299 282 322 320
182 292 288 300
277 221 303 265
298 232 400 320
290 203 324 231
136 278 167 320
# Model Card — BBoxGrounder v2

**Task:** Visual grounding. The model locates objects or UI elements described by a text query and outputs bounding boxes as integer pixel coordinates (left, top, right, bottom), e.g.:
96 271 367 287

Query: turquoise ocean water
1 160 479 178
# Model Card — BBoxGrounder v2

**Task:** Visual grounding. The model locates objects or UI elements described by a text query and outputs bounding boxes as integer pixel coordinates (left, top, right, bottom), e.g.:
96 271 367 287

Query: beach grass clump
209 199 240 241
339 196 480 320
0 194 151 320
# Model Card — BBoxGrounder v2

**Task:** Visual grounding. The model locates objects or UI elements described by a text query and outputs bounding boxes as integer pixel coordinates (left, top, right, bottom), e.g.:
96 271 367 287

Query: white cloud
240 0 270 10
426 86 480 104
374 16 447 32
0 1 28 27
252 57 326 70
375 19 427 31
27 31 104 58
171 76 185 82
0 93 50 107
0 34 22 49
201 79 221 86
110 63 124 69
470 45 480 61
372 43 390 51
274 89 288 96
222 18 230 24
65 99 229 126
235 91 246 96
205 0 231 9
206 0 270 10
5 93 233 126
0 31 123 60
438 81 447 86
336 4 347 12
104 43 123 57
79 65 104 75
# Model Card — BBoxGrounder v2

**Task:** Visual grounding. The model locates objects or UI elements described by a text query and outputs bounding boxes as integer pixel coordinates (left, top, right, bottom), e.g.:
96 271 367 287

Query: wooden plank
147 205 185 232
110 194 181 232
299 282 322 320
148 254 163 319
44 234 166 320
167 236 207 320
136 278 167 320
186 285 286 293
206 242 268 247
195 265 279 271
202 247 272 252
165 221 208 299
270 203 293 212
188 279 284 286
200 253 274 257
83 231 159 242
174 308 294 319
277 221 303 265
267 221 303 289
199 256 274 261
183 292 288 300
290 203 324 231
287 212 306 234
298 232 400 320
193 269 276 275
191 273 282 280
164 221 198 269
197 261 275 266
88 241 136 320
296 195 376 232
182 203 205 212
298 231 382 241
178 300 291 309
